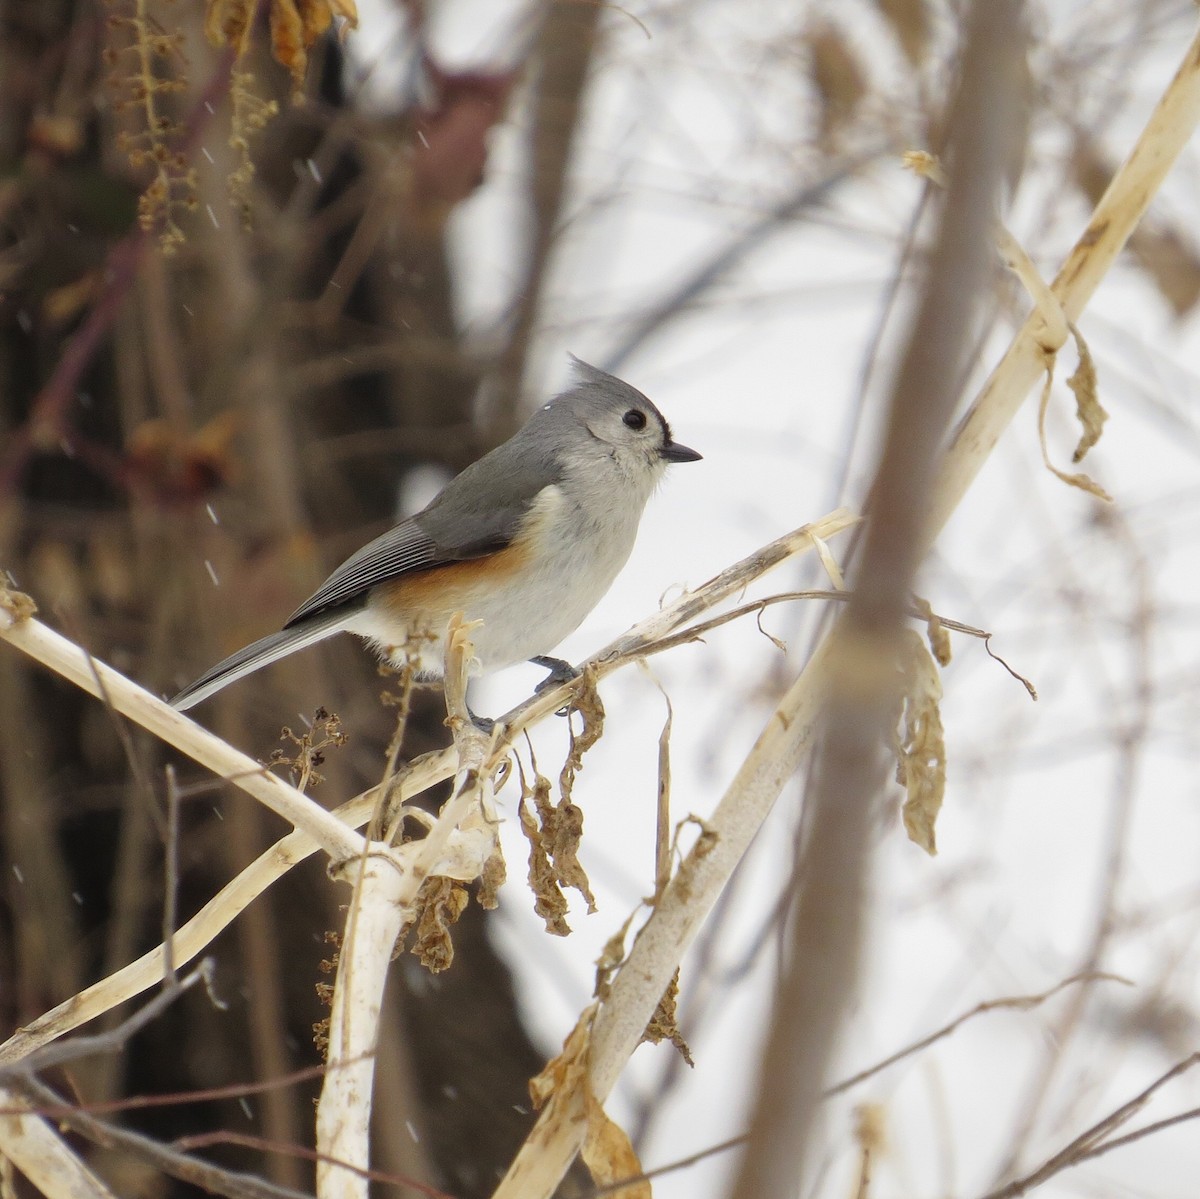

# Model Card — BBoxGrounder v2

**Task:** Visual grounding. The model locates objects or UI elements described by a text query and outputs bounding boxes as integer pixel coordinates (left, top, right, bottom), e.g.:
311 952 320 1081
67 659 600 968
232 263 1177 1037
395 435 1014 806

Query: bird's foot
530 655 580 717
465 706 495 733
530 655 580 691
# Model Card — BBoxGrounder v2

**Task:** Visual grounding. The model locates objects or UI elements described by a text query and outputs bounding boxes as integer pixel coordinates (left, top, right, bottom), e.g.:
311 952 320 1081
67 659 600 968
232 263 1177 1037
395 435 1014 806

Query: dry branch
315 616 498 1198
0 510 858 1067
0 1086 117 1199
0 603 365 862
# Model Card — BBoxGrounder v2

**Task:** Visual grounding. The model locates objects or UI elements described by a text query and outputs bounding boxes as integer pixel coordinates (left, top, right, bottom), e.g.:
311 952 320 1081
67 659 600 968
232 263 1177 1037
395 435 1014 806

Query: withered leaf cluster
205 0 359 92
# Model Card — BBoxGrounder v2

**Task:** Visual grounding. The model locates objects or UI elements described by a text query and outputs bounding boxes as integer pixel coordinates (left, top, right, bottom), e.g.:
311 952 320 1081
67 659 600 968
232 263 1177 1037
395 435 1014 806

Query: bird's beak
659 440 702 463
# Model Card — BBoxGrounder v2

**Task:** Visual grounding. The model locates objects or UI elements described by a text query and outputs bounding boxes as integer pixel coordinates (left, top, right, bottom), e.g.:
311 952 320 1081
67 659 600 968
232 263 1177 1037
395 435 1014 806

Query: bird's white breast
347 479 648 677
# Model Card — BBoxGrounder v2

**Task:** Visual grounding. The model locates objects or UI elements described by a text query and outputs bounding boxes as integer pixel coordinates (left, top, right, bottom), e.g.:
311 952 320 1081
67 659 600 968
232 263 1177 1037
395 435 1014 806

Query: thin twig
827 972 1130 1097
7 1075 315 1199
977 1053 1200 1199
0 961 213 1077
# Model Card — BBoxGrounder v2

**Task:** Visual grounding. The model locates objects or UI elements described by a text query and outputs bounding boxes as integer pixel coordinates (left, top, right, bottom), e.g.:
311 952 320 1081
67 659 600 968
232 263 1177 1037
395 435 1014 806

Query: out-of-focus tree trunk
0 3 593 1194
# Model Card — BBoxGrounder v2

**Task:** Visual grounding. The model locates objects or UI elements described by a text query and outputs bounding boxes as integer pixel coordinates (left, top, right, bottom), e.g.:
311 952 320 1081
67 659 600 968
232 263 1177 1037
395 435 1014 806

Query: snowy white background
360 3 1200 1196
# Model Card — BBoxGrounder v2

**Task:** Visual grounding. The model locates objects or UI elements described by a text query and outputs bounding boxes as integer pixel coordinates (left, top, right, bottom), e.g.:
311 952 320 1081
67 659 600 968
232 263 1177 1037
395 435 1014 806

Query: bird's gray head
538 357 702 488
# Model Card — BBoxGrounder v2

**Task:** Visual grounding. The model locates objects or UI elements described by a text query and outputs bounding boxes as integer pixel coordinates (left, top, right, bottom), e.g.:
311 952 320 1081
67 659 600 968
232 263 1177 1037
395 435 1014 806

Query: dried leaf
410 876 468 973
520 777 572 936
526 1010 649 1196
1036 362 1113 502
297 0 334 44
558 666 605 804
204 0 256 52
895 630 946 855
529 1008 649 1198
808 25 867 145
911 596 951 666
582 1094 651 1199
903 149 947 186
1066 324 1106 462
545 797 595 912
529 1004 595 1111
0 583 37 627
873 0 929 67
477 846 506 910
643 969 693 1066
269 0 308 92
594 914 635 1001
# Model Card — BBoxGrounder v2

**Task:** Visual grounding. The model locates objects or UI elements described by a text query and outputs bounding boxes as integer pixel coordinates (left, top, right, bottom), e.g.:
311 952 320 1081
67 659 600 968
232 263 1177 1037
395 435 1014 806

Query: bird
170 358 701 713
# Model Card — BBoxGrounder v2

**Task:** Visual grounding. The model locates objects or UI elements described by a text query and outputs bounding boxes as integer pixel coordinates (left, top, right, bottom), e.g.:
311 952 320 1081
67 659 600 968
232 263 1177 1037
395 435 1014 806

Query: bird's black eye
623 408 647 431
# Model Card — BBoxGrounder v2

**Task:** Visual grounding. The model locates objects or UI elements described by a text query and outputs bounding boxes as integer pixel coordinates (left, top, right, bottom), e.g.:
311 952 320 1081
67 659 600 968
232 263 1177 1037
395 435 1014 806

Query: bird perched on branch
171 358 701 714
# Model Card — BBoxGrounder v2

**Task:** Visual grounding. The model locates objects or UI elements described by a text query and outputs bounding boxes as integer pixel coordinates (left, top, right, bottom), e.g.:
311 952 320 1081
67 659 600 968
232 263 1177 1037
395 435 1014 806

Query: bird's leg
530 655 580 692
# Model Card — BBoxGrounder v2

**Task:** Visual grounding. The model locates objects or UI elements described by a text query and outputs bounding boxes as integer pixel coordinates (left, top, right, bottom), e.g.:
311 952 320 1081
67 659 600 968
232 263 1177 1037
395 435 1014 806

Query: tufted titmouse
171 358 701 712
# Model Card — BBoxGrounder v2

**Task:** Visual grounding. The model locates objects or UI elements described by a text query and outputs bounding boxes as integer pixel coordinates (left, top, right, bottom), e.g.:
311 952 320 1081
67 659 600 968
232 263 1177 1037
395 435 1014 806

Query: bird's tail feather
170 611 352 711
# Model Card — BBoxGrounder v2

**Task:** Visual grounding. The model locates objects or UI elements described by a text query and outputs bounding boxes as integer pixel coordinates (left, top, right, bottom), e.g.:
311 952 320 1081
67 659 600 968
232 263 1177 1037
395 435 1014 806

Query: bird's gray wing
284 432 565 628
283 505 526 629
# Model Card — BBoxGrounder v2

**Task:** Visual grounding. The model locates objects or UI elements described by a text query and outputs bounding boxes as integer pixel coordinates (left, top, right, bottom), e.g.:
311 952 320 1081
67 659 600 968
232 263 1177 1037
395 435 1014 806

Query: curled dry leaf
874 0 930 67
894 630 946 856
1036 355 1112 502
477 846 506 910
643 968 693 1067
530 1004 595 1110
594 913 636 1002
529 1006 650 1199
912 596 952 666
559 666 605 804
520 778 571 936
515 667 603 933
408 876 469 973
582 1094 651 1199
1066 323 1107 463
902 149 947 187
0 584 38 628
205 0 358 93
808 24 868 145
204 0 256 55
638 663 676 902
519 768 596 936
